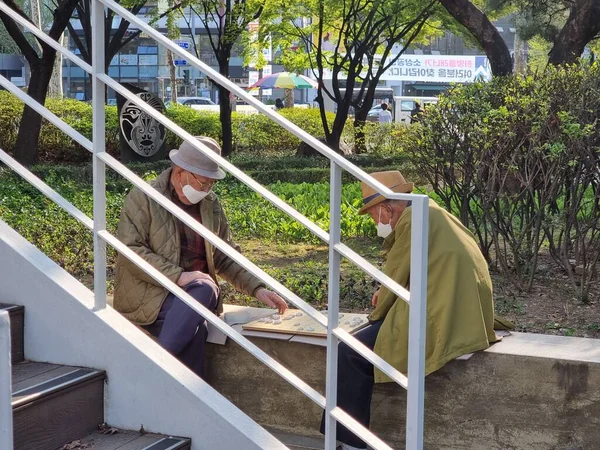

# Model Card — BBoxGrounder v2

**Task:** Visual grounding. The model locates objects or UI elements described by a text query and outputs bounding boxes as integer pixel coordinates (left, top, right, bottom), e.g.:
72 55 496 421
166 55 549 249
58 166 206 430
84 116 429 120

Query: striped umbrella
248 72 318 90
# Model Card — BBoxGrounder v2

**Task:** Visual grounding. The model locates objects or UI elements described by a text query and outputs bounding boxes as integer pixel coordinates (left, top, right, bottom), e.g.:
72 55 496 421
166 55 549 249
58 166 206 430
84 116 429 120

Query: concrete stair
1 303 191 450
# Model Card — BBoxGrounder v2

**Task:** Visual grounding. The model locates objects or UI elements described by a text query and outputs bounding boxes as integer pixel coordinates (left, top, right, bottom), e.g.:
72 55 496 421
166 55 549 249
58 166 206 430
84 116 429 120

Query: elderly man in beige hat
114 136 287 379
322 170 498 450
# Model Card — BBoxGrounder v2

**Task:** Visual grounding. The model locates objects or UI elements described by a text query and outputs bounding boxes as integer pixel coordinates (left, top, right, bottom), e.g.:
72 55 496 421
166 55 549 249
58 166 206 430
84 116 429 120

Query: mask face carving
376 205 393 238
120 92 166 157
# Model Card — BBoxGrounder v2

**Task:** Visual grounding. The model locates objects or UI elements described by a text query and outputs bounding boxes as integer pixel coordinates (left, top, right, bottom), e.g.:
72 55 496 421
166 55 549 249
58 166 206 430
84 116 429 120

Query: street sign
176 41 190 50
174 60 188 66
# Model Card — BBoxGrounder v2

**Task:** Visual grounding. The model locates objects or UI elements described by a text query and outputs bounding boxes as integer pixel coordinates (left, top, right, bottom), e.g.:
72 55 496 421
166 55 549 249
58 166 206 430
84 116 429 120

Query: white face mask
376 205 393 238
181 173 210 204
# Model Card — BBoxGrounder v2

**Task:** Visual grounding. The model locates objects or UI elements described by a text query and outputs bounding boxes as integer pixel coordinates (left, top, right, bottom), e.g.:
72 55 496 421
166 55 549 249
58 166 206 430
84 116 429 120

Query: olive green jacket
370 200 498 383
113 168 264 325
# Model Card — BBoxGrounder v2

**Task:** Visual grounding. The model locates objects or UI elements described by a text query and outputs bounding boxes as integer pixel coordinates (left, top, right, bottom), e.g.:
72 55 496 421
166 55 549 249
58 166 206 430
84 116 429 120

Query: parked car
165 96 220 112
367 104 384 122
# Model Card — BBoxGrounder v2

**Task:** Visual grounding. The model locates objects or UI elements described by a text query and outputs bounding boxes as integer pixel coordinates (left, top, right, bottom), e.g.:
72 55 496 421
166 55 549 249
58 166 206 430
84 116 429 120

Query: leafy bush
164 106 222 150
404 63 600 296
0 92 121 163
343 121 413 156
0 92 352 161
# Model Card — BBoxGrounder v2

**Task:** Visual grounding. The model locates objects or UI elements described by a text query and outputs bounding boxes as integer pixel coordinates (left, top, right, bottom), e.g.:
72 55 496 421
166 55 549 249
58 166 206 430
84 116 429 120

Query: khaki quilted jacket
113 168 264 325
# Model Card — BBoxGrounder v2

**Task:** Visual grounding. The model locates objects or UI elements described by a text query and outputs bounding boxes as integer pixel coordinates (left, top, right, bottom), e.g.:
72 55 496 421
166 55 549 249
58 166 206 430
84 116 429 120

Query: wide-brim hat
169 136 226 180
358 171 414 215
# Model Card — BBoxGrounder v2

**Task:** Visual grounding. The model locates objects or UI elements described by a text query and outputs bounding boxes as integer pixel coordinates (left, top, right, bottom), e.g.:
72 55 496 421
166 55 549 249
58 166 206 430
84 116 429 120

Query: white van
393 96 438 124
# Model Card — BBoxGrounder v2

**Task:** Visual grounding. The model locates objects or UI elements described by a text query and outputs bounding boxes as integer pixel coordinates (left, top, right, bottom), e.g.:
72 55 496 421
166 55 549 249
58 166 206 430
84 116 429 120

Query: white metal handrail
0 0 416 305
0 0 430 447
0 311 13 450
0 150 94 231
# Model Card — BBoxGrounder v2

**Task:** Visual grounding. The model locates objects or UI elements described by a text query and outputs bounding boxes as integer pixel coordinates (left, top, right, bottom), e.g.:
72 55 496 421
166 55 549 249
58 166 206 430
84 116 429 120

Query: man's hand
371 288 381 307
177 271 216 287
256 288 288 314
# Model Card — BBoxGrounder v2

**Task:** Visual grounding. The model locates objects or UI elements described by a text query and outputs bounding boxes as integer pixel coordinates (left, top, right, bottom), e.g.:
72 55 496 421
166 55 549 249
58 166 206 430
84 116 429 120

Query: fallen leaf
61 441 89 450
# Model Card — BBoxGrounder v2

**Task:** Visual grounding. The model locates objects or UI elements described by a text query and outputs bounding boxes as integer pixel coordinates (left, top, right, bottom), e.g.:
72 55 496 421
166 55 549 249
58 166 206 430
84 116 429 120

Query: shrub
404 63 600 296
231 108 337 154
343 121 413 156
0 92 120 163
164 106 222 150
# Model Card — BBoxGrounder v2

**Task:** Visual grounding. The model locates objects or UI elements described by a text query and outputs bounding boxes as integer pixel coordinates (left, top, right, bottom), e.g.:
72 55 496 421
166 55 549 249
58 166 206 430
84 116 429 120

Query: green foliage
0 92 357 161
0 91 120 163
164 105 223 149
231 108 336 153
0 167 376 278
403 63 600 293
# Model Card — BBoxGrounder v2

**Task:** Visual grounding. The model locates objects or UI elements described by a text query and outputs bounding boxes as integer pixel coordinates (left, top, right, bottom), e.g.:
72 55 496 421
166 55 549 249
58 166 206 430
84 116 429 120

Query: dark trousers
144 281 218 379
320 320 383 449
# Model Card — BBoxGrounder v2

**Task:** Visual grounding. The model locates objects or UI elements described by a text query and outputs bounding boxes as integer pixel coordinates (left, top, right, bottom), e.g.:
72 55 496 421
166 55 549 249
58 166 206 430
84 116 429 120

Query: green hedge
0 92 342 162
0 91 413 163
26 150 417 187
0 93 120 163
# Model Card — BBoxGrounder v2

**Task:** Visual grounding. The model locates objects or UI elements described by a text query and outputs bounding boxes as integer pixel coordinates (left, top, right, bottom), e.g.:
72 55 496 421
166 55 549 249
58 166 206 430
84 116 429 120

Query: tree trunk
513 32 527 74
13 57 55 165
218 58 233 157
353 85 377 154
284 88 294 108
548 0 600 65
48 32 65 97
168 50 177 102
328 110 348 154
437 0 513 76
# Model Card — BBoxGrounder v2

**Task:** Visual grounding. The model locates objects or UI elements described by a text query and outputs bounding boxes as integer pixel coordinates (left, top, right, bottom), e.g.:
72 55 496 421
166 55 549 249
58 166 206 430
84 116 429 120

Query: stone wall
206 331 600 449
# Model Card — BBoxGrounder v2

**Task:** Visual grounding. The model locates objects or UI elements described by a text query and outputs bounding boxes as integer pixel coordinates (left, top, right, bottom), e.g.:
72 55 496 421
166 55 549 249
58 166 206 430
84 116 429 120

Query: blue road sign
174 60 188 66
176 41 190 50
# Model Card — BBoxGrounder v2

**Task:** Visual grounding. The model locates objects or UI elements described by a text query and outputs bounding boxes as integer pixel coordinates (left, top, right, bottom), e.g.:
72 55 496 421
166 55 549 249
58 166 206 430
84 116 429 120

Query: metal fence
0 1 429 448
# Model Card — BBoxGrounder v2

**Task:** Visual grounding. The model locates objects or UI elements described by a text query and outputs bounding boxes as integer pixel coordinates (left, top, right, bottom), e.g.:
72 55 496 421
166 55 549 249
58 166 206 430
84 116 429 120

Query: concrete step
67 428 191 449
0 303 24 363
269 429 324 450
12 360 105 450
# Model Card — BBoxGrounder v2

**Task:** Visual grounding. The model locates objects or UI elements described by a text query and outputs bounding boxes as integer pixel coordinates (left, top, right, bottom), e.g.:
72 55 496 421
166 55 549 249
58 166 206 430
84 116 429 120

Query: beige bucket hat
358 171 414 215
169 136 226 179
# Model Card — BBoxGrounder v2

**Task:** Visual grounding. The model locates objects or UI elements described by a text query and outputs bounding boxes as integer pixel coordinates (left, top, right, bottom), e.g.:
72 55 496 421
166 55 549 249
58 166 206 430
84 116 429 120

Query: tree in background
269 0 438 153
189 0 266 157
166 6 181 103
0 0 80 165
440 0 600 72
67 0 184 99
436 0 513 75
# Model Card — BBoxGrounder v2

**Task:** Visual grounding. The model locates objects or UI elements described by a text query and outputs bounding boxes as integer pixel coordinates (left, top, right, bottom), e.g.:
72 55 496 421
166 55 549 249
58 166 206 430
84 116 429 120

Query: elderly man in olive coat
114 136 287 378
323 170 498 450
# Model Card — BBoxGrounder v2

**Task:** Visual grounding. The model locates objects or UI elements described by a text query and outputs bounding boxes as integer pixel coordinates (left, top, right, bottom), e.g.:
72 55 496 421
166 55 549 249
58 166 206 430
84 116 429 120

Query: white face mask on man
181 173 210 204
376 205 393 238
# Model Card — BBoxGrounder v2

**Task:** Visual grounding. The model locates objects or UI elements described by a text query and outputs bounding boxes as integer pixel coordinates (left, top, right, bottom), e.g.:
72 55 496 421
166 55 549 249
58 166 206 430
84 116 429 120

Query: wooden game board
242 309 370 337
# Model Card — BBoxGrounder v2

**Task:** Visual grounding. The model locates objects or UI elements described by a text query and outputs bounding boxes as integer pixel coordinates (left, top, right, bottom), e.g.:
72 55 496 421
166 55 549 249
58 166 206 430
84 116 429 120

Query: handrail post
324 161 342 450
92 0 107 310
405 196 429 449
0 311 13 450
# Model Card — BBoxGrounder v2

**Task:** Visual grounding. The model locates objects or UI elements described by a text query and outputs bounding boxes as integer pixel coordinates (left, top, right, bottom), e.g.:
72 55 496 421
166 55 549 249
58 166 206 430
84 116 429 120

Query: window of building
120 66 138 78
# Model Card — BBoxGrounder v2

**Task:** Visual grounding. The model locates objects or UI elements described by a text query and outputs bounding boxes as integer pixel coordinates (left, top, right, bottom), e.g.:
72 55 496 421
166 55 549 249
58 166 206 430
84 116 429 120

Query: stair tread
12 360 105 408
71 429 190 450
0 302 24 313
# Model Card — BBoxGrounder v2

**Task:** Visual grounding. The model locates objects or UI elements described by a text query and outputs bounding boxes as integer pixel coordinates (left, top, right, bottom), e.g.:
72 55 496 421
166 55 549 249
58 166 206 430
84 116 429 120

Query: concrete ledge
206 330 600 449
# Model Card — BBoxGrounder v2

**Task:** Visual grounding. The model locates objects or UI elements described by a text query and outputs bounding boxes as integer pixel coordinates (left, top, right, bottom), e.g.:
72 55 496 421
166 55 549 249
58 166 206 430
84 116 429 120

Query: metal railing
0 1 429 448
0 311 13 450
